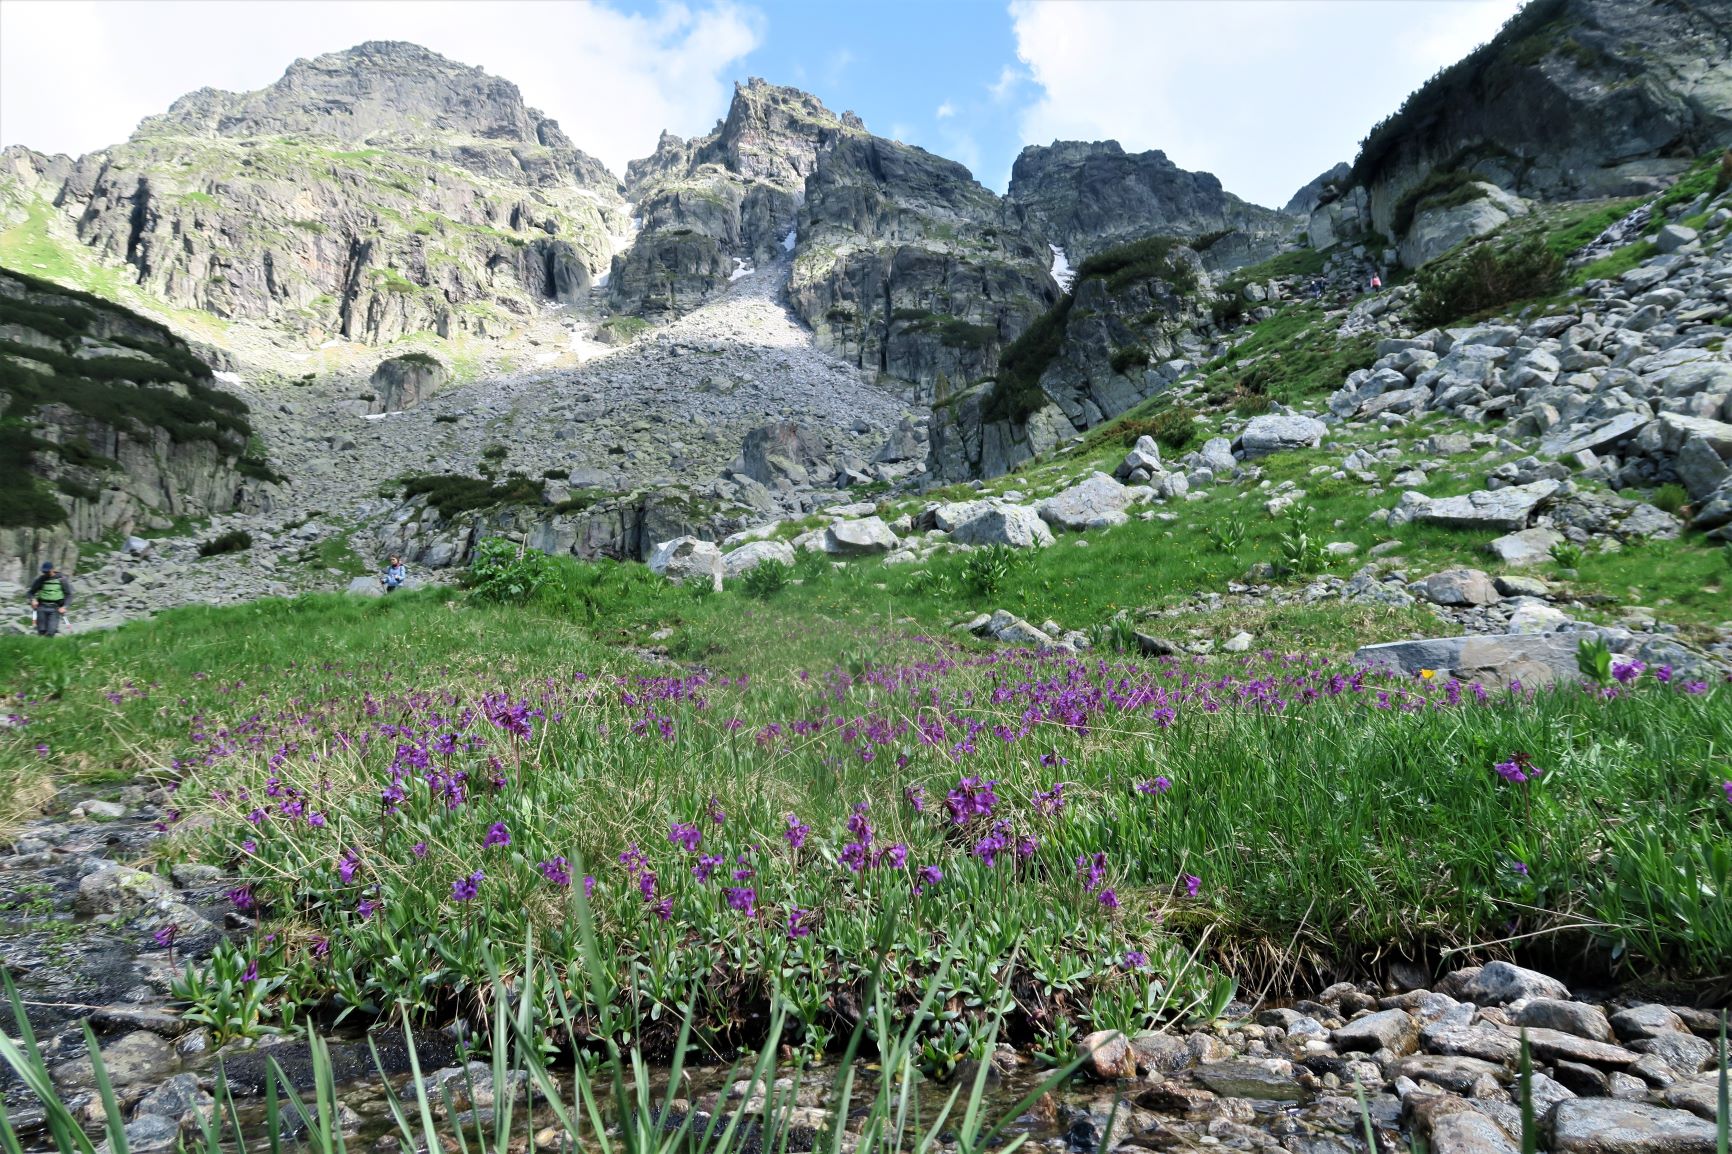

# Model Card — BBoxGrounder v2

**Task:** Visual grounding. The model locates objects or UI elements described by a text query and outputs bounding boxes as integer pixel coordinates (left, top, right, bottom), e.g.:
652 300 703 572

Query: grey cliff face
787 133 1058 400
0 268 276 583
1006 140 1293 270
1351 0 1732 242
609 79 858 316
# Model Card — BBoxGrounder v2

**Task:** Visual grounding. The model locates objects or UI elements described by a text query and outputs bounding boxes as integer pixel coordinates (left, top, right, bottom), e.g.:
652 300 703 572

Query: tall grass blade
81 1021 130 1154
1519 1030 1537 1154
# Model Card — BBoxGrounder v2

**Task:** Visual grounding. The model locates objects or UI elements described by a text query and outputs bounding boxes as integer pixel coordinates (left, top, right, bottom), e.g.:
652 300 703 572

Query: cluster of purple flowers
945 776 999 824
1493 752 1541 785
452 869 485 902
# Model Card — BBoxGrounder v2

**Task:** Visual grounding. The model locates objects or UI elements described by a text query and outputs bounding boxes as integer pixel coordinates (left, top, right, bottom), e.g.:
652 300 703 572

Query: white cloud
936 100 957 120
987 64 1022 102
0 0 764 179
1008 0 1522 207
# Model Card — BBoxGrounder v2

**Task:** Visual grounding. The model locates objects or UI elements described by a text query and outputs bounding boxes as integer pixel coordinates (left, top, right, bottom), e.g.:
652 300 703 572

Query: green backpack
37 577 64 602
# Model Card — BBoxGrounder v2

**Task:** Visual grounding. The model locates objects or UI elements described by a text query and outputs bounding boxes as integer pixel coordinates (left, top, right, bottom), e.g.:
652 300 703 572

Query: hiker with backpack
27 561 71 636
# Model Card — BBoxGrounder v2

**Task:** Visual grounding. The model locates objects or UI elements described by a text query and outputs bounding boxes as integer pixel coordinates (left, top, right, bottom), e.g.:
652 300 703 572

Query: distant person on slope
1370 271 1383 291
27 561 70 636
382 555 407 593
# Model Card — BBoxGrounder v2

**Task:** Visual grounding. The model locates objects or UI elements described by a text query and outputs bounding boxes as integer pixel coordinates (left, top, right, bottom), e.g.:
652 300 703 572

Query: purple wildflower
539 857 572 886
725 886 757 917
669 821 702 852
693 854 724 882
1512 861 1529 876
240 960 259 983
483 822 511 849
1097 888 1120 910
152 924 178 949
1124 949 1148 969
945 776 999 824
1183 874 1201 898
1032 783 1066 815
1135 776 1173 796
784 812 810 850
707 796 726 826
337 849 361 884
357 898 379 920
915 864 943 893
904 783 927 813
1039 750 1068 768
226 885 255 912
452 869 484 902
411 841 428 859
582 875 596 898
241 839 258 855
1723 780 1732 804
1493 752 1539 785
1077 851 1107 893
787 908 814 939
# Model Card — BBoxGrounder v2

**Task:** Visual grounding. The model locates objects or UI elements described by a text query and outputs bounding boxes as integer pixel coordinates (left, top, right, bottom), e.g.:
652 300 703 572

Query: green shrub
1109 346 1150 375
1717 149 1732 195
1410 237 1564 328
1649 484 1688 515
434 414 460 424
892 310 997 351
1074 235 1198 294
197 529 253 557
401 474 541 518
468 536 554 602
740 559 791 598
982 296 1072 424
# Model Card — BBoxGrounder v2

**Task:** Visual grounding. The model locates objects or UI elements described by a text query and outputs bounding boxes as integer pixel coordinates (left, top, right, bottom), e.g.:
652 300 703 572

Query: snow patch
782 229 797 253
1048 245 1075 293
319 339 342 350
533 351 559 364
212 370 244 386
729 258 756 282
361 411 404 421
594 269 610 288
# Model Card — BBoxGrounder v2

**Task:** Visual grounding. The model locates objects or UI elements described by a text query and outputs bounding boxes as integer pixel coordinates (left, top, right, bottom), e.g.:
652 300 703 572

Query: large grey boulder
1237 414 1326 458
1416 568 1500 607
75 866 173 916
1199 437 1237 473
1694 475 1732 533
738 422 834 488
649 536 724 590
1487 528 1563 567
986 610 1052 647
1354 634 1587 689
721 539 796 578
1459 960 1571 1004
1542 412 1648 457
948 503 1054 549
345 576 384 596
1399 183 1528 268
1390 479 1561 531
1549 1099 1717 1154
368 354 447 413
1037 472 1131 531
823 517 900 555
1428 1109 1520 1154
1675 435 1730 501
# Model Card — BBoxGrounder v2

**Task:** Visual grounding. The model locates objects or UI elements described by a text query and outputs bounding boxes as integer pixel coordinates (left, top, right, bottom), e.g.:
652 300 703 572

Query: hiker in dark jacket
27 561 70 636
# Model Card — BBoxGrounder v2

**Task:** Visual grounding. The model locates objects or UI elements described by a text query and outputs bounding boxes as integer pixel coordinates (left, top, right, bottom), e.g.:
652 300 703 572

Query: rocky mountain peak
1006 139 1293 270
135 40 572 152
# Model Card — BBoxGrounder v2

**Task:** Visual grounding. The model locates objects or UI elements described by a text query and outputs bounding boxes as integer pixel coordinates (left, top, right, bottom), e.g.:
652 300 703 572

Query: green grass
1 562 1727 1054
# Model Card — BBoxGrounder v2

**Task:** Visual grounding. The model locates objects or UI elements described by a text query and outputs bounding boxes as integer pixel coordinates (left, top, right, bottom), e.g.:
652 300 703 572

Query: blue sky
1 0 1523 208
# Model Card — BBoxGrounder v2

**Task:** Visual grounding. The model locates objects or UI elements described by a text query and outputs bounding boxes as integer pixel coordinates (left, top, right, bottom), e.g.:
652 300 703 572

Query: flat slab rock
1403 479 1562 531
1353 634 1586 689
1549 1099 1718 1154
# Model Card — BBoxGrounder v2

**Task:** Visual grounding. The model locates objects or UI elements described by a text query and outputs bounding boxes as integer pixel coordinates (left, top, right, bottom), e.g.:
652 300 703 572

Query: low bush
741 559 791 598
1410 237 1564 328
401 474 541 518
197 529 253 557
1109 346 1150 375
468 536 556 602
982 296 1072 424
